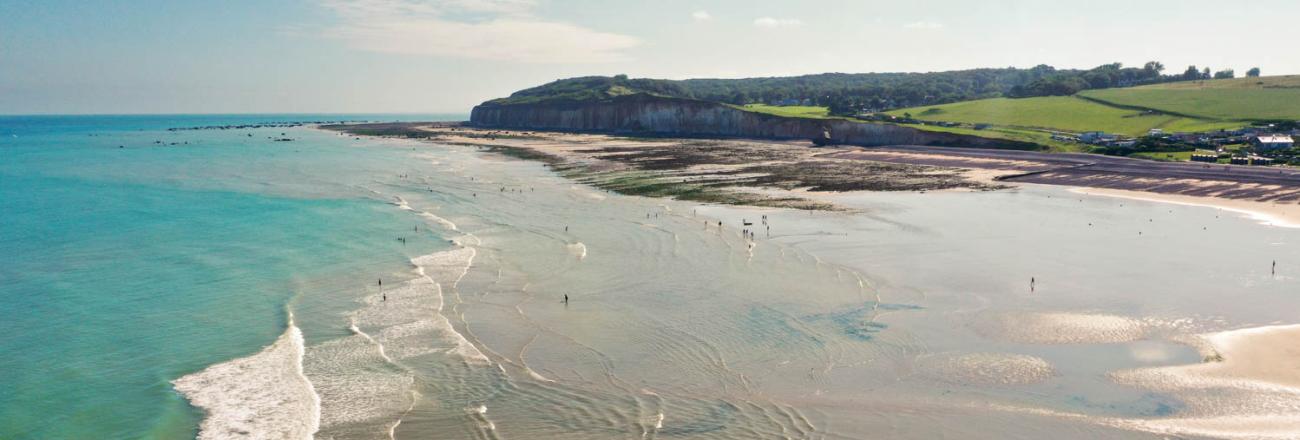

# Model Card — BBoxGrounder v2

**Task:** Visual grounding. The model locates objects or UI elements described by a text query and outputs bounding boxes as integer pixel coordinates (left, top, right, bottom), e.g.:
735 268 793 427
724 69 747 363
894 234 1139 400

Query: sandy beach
321 122 1300 439
327 123 1300 218
1108 325 1300 439
1073 187 1300 228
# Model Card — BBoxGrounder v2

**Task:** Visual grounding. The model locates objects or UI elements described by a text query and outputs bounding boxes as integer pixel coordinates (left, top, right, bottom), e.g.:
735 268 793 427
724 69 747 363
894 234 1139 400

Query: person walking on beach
563 294 569 304
1273 260 1277 276
1030 277 1036 292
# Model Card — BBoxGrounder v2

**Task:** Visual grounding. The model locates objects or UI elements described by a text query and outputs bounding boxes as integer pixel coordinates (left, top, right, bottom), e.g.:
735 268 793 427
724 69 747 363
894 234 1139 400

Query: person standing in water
1030 277 1036 292
563 294 569 304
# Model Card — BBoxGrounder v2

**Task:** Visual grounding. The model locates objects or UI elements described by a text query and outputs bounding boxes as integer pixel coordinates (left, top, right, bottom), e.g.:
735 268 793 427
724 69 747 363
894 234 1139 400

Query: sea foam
173 315 320 440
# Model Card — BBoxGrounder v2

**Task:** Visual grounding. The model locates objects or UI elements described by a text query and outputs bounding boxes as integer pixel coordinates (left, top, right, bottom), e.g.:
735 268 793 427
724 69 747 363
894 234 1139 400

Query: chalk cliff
470 94 1037 149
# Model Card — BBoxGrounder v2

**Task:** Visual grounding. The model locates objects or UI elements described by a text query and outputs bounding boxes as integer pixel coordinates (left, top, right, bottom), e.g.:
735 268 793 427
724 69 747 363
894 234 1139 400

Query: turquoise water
0 114 461 438
6 114 1300 439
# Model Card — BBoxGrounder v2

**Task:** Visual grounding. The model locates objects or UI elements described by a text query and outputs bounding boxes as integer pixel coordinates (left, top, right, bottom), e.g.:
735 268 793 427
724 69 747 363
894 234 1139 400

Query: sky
2 0 1296 115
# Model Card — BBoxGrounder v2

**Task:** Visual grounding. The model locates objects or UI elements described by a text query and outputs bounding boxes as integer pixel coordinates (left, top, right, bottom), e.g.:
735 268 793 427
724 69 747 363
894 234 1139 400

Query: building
1230 156 1274 166
1079 131 1105 143
1147 128 1164 137
1252 135 1294 150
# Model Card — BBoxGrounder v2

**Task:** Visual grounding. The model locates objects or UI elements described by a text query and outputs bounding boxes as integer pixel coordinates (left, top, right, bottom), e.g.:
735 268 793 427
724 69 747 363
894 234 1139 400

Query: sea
2 114 1299 439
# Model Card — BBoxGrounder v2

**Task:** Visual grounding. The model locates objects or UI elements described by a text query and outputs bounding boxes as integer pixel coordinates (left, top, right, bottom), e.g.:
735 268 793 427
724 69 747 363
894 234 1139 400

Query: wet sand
325 123 1300 439
1074 187 1300 228
323 124 1004 209
1109 325 1300 439
833 145 1300 209
327 123 1300 218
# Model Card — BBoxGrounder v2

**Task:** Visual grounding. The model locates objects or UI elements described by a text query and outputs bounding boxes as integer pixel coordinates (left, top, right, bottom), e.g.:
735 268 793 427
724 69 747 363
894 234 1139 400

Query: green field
886 96 1237 136
893 123 1085 152
1129 149 1217 162
738 77 1300 153
738 104 834 119
1078 75 1300 121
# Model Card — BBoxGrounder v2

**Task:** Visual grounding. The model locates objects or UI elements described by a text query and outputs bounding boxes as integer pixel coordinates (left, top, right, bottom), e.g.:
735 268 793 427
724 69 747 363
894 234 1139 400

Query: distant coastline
324 122 1300 217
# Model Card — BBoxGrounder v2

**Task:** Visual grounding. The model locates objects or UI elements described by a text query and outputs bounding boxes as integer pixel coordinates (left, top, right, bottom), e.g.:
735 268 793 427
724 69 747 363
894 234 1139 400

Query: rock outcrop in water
470 94 1038 149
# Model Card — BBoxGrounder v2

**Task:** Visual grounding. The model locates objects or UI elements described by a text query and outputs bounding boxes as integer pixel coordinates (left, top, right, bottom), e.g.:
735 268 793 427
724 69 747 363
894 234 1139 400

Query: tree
1247 67 1261 77
728 91 751 105
1201 67 1211 79
1214 69 1235 79
1183 65 1201 80
1143 61 1165 75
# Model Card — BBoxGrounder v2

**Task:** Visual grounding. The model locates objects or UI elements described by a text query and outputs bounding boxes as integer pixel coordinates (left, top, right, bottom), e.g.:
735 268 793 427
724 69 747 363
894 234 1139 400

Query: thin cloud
903 21 944 30
692 10 712 21
312 0 639 63
753 17 802 28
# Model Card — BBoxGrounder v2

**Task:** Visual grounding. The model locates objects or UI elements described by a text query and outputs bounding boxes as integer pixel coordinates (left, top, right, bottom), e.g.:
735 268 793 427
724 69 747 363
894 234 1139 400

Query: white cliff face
470 94 1035 149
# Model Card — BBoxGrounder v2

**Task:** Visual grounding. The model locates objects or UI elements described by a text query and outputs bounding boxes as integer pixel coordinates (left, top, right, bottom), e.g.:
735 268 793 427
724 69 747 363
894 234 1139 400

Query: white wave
304 247 486 438
467 404 497 432
412 246 477 291
418 212 459 232
567 242 588 260
354 247 488 365
524 366 556 383
391 192 464 235
304 333 414 434
174 315 320 440
391 196 412 211
302 246 488 437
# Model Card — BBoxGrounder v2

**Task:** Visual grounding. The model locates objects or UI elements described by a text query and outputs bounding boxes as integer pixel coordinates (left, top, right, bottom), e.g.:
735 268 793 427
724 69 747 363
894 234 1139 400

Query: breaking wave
173 314 320 440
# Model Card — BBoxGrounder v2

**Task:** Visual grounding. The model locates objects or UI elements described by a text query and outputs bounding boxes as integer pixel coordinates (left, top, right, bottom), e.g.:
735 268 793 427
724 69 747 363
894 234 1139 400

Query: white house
1252 135 1294 150
1079 131 1116 144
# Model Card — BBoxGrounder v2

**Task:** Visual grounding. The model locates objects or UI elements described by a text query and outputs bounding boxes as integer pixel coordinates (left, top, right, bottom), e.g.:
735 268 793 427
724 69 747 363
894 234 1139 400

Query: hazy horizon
4 0 1297 115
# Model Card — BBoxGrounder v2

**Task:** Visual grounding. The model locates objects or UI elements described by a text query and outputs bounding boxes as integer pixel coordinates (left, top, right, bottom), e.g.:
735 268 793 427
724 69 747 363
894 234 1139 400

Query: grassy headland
475 72 1300 159
885 96 1237 137
1078 75 1300 121
738 104 834 119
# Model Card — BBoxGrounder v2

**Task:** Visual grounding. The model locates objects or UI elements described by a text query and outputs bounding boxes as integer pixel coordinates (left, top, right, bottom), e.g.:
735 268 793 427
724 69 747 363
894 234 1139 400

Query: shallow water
4 115 1298 439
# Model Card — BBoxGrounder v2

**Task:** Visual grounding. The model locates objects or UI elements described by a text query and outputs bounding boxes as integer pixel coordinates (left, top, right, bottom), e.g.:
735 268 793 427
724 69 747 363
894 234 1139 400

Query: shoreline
323 122 1300 218
1072 187 1300 228
326 122 1300 438
321 123 1007 210
1111 324 1300 439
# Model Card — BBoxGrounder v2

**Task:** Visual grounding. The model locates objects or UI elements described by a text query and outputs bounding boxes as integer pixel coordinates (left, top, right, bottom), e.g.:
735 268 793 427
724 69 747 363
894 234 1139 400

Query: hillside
475 72 1298 154
885 96 1238 136
471 93 1039 150
1078 75 1300 121
487 64 1175 110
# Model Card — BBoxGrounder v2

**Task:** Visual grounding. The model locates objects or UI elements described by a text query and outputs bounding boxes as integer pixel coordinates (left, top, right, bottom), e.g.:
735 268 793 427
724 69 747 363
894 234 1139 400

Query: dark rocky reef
470 94 1039 150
